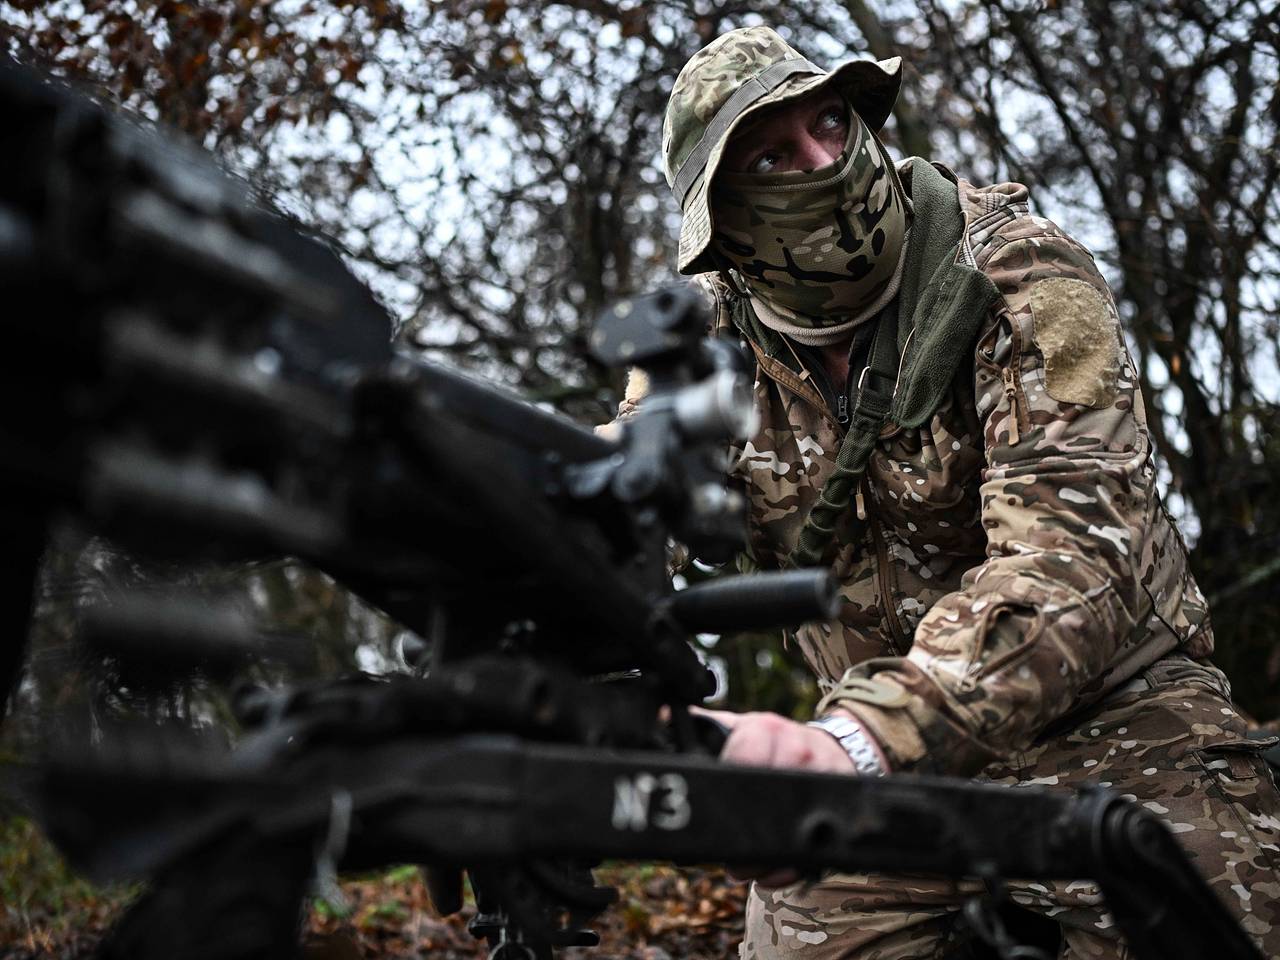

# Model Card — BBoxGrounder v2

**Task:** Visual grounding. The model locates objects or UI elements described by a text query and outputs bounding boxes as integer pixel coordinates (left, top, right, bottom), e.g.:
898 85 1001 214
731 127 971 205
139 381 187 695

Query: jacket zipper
999 317 1031 445
1001 367 1022 445
863 478 907 655
780 333 863 431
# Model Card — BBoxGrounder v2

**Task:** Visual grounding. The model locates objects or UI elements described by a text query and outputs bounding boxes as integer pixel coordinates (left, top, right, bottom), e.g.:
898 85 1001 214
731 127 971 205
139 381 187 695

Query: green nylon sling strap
787 300 900 568
729 160 1002 570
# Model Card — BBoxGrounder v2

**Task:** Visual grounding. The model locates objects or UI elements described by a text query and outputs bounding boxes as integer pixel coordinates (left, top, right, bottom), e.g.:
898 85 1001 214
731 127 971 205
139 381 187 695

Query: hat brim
676 56 903 276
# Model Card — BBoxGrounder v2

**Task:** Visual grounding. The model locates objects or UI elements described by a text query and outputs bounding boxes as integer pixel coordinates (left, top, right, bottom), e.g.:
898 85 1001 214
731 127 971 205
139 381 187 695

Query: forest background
1 0 1278 956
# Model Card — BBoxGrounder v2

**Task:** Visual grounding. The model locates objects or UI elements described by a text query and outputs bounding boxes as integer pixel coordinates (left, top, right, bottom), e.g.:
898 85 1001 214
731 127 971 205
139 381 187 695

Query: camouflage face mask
710 111 908 328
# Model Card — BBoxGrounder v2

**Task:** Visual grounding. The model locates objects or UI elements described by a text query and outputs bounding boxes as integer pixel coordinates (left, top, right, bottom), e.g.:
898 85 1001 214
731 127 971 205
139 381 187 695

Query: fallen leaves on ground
3 817 749 959
304 863 748 959
0 817 136 960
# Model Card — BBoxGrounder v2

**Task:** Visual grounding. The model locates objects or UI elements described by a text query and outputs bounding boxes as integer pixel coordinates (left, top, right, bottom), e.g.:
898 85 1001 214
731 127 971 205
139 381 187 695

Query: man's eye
817 105 847 131
750 151 782 174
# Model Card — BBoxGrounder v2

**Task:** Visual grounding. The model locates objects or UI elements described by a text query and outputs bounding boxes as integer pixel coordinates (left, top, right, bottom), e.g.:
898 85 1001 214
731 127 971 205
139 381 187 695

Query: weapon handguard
665 570 840 634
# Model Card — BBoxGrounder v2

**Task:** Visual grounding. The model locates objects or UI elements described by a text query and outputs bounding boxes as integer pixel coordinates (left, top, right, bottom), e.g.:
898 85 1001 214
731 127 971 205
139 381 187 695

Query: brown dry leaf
483 0 507 24
619 8 646 38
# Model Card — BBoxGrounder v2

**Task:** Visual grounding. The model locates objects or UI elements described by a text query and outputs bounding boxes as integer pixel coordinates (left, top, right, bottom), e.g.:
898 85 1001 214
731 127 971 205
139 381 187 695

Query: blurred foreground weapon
0 59 771 704
0 60 1263 960
31 705 1260 960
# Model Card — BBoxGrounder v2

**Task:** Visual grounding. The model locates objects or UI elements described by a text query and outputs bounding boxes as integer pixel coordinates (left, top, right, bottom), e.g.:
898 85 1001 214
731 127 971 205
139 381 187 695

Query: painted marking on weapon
611 773 691 831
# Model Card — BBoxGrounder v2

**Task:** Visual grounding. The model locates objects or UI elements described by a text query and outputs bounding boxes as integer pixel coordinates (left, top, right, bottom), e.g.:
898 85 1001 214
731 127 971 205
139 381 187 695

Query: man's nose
795 133 840 172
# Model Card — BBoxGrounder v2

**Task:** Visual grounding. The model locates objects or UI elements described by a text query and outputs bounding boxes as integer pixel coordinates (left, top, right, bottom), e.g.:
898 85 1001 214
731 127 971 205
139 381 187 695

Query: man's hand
692 707 857 888
697 707 857 774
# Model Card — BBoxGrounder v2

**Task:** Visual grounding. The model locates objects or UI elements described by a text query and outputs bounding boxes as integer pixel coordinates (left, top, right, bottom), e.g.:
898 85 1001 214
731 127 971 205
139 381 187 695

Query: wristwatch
807 713 889 777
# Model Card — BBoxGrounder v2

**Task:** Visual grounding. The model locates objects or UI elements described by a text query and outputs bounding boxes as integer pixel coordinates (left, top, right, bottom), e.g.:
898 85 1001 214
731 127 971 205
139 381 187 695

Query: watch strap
807 713 889 777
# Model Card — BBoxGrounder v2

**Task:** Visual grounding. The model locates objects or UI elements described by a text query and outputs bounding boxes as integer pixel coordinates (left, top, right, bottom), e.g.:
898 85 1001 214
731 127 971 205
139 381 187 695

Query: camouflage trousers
741 656 1280 959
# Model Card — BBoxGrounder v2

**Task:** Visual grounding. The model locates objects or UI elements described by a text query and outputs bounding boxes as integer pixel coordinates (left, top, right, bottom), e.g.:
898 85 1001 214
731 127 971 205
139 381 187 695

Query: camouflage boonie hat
663 26 901 276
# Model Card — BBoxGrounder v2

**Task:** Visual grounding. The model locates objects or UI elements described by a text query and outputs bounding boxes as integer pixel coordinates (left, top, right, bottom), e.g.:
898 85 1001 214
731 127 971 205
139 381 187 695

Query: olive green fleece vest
729 161 1001 569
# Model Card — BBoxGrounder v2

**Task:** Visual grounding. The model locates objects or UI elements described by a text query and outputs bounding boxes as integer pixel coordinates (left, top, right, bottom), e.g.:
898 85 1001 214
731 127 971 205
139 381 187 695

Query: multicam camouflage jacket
620 161 1213 778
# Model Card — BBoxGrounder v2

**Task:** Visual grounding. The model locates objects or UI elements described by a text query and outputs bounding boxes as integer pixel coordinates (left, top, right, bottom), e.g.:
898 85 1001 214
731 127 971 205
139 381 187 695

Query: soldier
625 25 1280 959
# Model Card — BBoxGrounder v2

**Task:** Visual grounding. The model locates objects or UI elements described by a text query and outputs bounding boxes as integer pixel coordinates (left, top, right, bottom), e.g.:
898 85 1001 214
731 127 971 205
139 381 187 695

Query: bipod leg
488 941 553 960
467 863 608 957
958 869 1056 960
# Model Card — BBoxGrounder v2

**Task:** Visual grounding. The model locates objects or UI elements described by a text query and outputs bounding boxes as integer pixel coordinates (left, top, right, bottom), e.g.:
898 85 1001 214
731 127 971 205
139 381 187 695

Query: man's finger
688 704 742 730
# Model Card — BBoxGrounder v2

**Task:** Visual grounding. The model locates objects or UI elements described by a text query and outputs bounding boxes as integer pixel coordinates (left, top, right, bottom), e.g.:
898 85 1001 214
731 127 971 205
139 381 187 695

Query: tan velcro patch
830 673 912 708
1029 277 1121 408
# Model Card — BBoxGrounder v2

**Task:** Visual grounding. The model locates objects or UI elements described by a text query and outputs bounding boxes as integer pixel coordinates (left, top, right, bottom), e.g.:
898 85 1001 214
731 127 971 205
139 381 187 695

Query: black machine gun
0 60 1265 960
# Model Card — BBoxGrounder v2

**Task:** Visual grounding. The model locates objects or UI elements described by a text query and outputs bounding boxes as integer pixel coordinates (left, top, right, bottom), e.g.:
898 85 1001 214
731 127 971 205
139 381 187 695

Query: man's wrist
806 712 890 777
